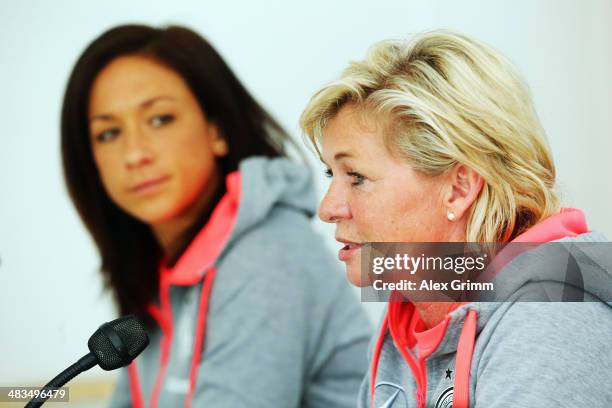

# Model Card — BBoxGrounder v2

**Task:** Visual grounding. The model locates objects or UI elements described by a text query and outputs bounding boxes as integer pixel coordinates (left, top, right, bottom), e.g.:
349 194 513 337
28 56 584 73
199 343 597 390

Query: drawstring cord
452 309 478 408
127 268 217 408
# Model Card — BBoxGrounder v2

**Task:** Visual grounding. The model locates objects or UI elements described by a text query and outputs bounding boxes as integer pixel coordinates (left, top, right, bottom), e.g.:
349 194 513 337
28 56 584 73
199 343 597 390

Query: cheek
172 130 216 178
355 188 416 238
351 203 384 239
391 187 445 241
165 118 217 167
161 132 218 207
93 150 124 199
174 158 215 203
354 184 442 241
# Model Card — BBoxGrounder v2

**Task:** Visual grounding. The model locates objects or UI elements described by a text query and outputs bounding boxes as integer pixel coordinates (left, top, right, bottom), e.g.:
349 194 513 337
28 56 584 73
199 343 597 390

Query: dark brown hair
61 24 290 326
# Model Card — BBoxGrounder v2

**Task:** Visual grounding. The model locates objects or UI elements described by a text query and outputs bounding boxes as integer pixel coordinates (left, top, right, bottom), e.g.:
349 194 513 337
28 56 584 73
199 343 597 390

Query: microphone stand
24 353 97 408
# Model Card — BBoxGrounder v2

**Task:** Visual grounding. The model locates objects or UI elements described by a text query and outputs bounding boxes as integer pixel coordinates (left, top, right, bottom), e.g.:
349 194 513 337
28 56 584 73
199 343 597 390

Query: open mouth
338 242 364 261
342 243 363 250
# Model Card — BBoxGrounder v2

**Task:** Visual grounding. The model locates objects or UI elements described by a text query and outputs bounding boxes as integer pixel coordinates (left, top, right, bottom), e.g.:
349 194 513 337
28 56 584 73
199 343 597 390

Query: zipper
416 389 425 408
416 356 427 408
397 343 428 408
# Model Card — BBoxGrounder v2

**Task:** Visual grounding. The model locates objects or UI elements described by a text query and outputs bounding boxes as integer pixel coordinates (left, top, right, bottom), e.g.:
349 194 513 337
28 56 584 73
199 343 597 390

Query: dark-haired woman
61 24 370 408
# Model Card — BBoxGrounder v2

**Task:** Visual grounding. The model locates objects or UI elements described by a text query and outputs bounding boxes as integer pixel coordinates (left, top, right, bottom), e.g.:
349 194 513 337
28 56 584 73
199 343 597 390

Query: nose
318 182 351 223
123 124 154 170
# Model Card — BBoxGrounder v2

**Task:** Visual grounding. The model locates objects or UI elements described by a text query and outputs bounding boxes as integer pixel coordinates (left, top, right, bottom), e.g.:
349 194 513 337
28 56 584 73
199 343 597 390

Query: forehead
89 55 191 115
320 104 390 160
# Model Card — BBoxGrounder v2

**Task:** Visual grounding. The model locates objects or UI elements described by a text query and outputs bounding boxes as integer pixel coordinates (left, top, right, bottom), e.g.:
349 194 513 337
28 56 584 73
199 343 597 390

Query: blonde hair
300 30 560 243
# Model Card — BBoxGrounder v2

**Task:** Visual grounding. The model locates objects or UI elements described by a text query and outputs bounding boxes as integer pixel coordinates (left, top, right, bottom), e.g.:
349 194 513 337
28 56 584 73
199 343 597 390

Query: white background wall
1 0 610 385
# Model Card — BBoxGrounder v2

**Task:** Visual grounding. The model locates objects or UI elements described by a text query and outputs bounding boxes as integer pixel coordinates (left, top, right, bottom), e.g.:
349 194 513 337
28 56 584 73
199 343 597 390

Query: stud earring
447 211 456 221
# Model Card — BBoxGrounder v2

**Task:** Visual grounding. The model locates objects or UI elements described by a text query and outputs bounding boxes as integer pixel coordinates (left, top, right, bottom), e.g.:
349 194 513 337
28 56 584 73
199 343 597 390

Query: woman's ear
209 122 229 157
443 163 484 221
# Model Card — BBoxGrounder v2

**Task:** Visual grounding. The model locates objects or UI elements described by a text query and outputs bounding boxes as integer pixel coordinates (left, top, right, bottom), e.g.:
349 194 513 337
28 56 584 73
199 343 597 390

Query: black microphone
25 315 149 408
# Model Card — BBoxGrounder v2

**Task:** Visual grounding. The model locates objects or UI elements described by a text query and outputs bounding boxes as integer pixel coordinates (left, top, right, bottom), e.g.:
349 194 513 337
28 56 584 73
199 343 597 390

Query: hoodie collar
512 208 588 243
387 207 590 356
160 157 317 286
375 208 592 407
161 171 241 286
230 157 317 239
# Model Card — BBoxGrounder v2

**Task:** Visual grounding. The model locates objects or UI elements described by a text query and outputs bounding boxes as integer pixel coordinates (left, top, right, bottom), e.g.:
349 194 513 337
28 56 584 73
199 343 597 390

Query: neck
152 168 224 262
413 223 467 328
413 302 456 329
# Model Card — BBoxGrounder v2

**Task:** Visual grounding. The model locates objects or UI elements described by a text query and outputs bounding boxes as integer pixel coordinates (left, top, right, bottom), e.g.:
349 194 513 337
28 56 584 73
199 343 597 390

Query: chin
128 203 181 225
346 266 370 288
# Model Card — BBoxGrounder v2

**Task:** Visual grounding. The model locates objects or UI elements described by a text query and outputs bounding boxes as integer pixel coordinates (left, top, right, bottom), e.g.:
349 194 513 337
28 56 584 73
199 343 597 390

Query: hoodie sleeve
299 280 372 407
355 308 388 408
188 212 372 408
474 301 612 407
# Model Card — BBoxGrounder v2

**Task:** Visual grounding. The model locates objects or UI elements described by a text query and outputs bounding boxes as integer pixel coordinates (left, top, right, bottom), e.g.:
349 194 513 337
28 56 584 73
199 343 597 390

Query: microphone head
88 315 149 371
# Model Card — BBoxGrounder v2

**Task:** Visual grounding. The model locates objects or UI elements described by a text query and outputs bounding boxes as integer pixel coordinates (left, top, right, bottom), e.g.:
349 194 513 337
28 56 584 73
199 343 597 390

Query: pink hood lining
160 171 241 286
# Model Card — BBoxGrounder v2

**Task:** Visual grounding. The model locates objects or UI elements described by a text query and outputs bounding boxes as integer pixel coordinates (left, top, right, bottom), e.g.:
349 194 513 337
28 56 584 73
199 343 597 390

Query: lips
342 242 362 249
336 237 364 262
130 175 170 194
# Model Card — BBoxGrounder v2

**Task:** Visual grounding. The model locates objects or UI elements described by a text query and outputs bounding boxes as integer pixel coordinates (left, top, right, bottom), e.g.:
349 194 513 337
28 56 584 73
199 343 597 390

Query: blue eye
95 128 120 143
150 114 175 127
347 171 365 186
324 168 333 178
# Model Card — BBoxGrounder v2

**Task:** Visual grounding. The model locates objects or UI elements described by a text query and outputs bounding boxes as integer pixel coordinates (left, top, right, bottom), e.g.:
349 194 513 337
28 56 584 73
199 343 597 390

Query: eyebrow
334 151 356 161
89 95 176 123
320 151 357 166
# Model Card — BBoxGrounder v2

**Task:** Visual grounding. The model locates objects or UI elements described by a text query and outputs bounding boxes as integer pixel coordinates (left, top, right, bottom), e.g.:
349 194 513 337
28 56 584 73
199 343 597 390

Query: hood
468 208 612 331
231 156 317 240
375 208 612 408
442 208 611 407
163 156 316 286
405 208 612 356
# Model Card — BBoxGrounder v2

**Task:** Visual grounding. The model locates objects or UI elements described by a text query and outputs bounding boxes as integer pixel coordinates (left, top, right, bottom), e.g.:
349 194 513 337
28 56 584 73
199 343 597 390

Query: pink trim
452 310 477 408
184 267 218 408
147 304 162 324
127 303 166 408
412 312 451 358
163 171 241 286
149 275 173 408
512 208 588 243
128 361 144 408
481 207 589 284
388 301 426 408
395 343 426 408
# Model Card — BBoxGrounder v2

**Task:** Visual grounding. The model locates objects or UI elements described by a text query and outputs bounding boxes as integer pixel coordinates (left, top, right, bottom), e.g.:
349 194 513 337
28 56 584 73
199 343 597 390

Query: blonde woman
301 30 612 407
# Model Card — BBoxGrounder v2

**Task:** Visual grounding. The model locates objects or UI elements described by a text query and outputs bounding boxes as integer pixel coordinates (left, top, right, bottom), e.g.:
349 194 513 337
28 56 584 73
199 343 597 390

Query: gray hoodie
360 209 612 407
107 157 372 407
